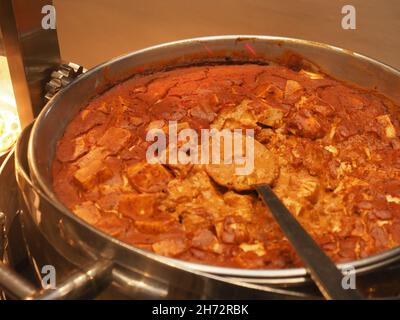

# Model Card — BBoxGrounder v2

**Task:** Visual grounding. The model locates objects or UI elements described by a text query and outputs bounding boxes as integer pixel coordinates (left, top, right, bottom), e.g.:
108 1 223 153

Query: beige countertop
55 0 399 69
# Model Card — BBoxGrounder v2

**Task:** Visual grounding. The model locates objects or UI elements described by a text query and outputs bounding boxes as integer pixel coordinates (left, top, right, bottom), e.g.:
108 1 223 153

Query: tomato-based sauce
53 64 400 268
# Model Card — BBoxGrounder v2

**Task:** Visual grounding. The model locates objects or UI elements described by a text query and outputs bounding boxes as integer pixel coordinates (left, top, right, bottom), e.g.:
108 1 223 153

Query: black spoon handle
256 184 364 300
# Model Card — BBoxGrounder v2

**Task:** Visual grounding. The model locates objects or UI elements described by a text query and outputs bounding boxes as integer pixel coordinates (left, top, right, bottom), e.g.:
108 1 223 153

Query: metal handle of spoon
256 184 364 300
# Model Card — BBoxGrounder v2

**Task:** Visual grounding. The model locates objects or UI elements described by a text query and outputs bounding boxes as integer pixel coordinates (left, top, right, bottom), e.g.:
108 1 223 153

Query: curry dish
53 63 400 269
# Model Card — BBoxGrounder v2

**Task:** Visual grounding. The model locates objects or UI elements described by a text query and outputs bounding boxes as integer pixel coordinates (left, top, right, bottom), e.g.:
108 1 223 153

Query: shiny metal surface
27 36 400 285
256 184 363 300
0 247 114 300
31 260 113 300
45 63 86 101
0 0 61 127
0 211 4 259
0 150 36 299
0 151 26 270
0 260 36 299
0 148 115 300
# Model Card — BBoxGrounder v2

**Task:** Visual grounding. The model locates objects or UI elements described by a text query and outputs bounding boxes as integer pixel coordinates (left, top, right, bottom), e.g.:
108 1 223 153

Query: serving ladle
255 183 364 300
205 141 364 299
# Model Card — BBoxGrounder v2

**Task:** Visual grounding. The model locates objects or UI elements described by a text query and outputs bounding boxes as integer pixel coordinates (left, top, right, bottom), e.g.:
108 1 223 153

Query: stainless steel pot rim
98 34 400 80
28 35 400 279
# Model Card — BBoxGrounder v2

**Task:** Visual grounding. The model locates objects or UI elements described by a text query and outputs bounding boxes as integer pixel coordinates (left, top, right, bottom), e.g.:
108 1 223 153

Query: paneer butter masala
53 64 400 269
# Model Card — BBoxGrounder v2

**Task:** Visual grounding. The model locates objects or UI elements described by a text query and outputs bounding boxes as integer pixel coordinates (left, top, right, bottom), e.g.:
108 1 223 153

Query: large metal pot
25 36 400 294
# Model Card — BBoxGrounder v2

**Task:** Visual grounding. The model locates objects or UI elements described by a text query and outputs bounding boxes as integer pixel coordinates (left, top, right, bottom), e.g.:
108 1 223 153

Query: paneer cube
152 238 188 257
215 216 250 244
118 193 157 219
56 136 88 162
126 162 173 193
191 229 222 253
98 127 131 153
134 216 176 233
223 192 253 221
284 80 302 100
211 100 257 130
376 114 396 138
74 159 113 189
73 201 101 224
239 241 266 257
76 147 109 168
258 107 284 128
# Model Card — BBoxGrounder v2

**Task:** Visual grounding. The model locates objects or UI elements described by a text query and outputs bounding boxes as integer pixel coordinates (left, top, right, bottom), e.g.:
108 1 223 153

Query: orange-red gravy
53 64 400 269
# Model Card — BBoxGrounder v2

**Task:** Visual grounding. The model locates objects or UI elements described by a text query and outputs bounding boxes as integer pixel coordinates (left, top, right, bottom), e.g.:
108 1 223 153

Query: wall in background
54 0 400 69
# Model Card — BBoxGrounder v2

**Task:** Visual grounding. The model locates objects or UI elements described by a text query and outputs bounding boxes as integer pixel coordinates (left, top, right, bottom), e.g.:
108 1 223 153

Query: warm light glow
0 56 20 154
0 92 16 108
0 109 20 153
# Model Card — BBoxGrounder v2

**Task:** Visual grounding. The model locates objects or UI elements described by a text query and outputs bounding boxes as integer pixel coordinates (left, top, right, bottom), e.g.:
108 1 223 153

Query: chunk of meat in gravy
191 229 223 253
96 192 122 212
180 211 212 233
162 170 228 224
206 135 279 191
211 100 258 130
95 212 130 237
134 215 178 234
159 145 194 178
65 110 107 137
212 98 286 131
257 107 284 128
284 80 303 103
163 170 220 203
76 147 109 168
98 127 131 154
118 193 159 220
73 201 101 224
286 109 325 139
223 191 254 221
189 104 217 123
215 215 250 244
239 241 266 257
56 136 88 162
126 162 173 193
74 160 113 190
163 171 257 233
152 238 188 257
273 167 320 216
165 161 193 178
73 200 130 237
